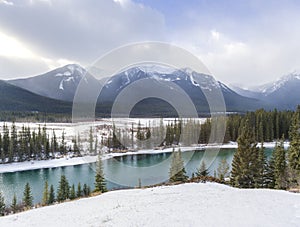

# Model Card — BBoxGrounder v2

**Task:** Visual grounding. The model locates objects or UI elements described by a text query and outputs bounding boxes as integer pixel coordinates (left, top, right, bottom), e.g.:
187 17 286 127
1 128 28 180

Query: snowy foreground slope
1 183 300 227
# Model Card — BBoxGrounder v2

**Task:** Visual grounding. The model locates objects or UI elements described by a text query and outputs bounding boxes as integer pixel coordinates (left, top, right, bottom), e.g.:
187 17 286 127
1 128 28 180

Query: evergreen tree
77 182 82 198
48 185 55 204
136 121 144 148
196 161 209 177
89 127 94 154
9 122 17 162
0 133 3 163
2 123 9 162
42 181 49 205
273 138 287 189
83 184 90 196
287 111 300 186
57 175 70 202
255 142 268 188
94 155 107 193
70 184 76 200
94 135 98 155
11 193 17 213
0 191 5 216
217 159 229 180
230 119 259 188
23 182 33 208
169 148 188 182
60 130 66 155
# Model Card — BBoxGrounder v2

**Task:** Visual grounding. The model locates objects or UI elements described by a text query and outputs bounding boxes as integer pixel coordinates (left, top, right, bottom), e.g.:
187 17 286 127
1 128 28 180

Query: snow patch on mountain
59 80 64 90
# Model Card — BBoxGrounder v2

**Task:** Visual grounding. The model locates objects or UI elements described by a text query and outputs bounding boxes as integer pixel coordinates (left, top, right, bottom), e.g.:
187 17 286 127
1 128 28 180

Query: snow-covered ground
0 182 299 227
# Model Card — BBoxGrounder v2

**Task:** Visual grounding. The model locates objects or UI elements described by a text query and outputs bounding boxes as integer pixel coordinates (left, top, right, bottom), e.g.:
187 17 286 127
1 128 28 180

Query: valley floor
0 182 299 227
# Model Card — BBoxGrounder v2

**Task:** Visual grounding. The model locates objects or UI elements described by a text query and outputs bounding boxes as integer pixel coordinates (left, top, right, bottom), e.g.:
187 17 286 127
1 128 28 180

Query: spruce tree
70 184 76 200
77 182 82 198
273 138 287 189
230 119 259 188
196 161 209 177
217 159 229 180
23 182 33 208
48 185 55 204
42 181 49 205
169 148 188 182
57 175 70 202
287 111 300 186
11 193 17 213
0 191 5 216
89 127 94 154
94 155 107 193
83 184 90 196
255 142 267 188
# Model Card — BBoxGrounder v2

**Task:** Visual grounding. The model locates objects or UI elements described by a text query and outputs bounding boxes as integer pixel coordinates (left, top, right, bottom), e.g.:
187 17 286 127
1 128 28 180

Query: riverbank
0 142 289 174
0 182 299 227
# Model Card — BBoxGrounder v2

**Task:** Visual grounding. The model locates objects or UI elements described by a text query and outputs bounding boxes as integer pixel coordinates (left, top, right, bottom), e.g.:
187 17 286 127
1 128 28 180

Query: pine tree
217 159 229 180
255 142 267 188
23 182 33 208
42 181 49 205
70 184 76 200
136 121 144 149
287 111 300 186
0 191 5 216
83 184 90 196
196 161 209 177
11 193 17 213
94 155 107 193
273 138 287 189
77 182 82 198
60 130 66 155
94 135 98 155
169 148 188 182
2 123 9 162
230 119 259 188
89 127 94 154
48 185 55 204
57 175 70 202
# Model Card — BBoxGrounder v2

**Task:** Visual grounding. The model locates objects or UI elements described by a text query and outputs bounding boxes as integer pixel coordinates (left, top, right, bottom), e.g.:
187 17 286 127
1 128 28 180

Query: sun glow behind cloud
0 31 36 58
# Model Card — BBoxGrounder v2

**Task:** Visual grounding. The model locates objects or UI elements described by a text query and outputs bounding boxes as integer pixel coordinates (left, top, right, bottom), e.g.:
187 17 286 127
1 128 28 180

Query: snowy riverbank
0 182 299 227
0 142 289 174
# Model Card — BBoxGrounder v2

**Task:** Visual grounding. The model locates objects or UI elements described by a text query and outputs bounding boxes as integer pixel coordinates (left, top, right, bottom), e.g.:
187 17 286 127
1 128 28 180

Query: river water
0 148 273 204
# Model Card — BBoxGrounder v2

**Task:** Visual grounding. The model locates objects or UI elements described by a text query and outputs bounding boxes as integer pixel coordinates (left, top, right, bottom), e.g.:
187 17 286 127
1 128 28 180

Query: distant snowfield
0 183 299 227
0 142 289 174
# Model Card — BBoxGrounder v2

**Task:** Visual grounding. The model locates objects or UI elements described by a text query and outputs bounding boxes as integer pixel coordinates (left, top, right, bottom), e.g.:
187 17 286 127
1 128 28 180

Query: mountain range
3 64 300 116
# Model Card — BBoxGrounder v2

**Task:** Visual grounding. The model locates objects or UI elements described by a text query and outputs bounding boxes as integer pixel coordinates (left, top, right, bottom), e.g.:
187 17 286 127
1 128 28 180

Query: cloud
0 0 13 6
166 1 300 87
1 0 300 87
0 0 166 78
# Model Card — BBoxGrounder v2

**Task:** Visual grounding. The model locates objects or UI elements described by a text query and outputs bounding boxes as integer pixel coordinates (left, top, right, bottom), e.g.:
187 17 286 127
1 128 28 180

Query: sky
0 0 300 87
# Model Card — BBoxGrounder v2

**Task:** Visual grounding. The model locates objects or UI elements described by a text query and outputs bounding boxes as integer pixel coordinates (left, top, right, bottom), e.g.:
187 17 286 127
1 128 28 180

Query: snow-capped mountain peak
259 71 300 95
53 64 86 90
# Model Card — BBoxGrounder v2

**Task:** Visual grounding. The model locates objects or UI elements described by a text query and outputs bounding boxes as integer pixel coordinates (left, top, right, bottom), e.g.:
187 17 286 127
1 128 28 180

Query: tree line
168 109 300 190
0 123 81 163
0 155 106 216
0 108 298 164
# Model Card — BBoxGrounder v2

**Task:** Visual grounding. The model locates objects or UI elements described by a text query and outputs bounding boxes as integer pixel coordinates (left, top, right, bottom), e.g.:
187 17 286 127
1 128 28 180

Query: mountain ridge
3 64 300 114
